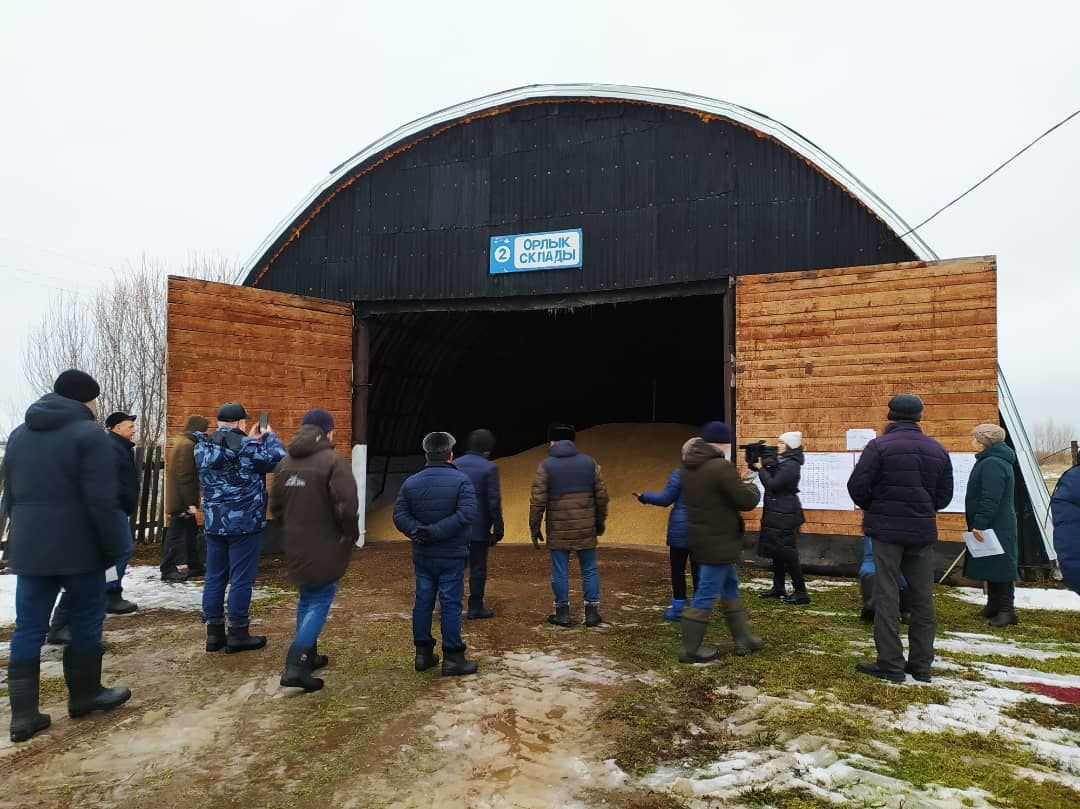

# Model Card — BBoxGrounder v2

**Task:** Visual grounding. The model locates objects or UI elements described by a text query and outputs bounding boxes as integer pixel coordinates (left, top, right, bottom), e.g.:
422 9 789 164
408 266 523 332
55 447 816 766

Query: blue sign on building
489 228 583 275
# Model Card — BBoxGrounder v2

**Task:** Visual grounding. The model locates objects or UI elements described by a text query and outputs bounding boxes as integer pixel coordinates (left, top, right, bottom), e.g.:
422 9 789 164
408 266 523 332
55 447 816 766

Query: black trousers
161 513 205 575
771 544 807 593
669 547 700 600
468 541 490 605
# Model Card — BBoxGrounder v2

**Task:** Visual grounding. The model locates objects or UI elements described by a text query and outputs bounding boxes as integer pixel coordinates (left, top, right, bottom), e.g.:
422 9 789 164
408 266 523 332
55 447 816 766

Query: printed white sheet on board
943 453 977 513
845 428 877 451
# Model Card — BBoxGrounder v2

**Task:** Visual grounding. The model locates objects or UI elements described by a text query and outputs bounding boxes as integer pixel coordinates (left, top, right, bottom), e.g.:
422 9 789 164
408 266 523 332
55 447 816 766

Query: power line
897 107 1080 240
0 236 115 272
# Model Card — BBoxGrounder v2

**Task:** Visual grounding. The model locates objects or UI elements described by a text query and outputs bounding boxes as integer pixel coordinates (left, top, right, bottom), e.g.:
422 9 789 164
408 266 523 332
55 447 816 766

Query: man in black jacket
5 370 132 743
847 393 953 684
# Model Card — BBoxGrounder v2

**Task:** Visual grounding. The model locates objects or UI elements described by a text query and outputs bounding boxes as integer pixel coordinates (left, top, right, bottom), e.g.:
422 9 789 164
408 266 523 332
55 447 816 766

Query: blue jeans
549 548 600 605
11 572 106 663
291 581 337 653
202 531 262 627
106 513 136 593
689 563 741 611
412 556 465 651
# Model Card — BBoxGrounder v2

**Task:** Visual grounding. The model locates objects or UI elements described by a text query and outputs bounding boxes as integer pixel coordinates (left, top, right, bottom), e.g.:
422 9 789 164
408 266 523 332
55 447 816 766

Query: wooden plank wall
165 277 354 473
735 256 999 538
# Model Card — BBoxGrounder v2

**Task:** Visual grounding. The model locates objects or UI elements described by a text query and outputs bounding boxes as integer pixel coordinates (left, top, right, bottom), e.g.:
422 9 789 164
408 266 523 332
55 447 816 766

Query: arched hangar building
166 85 1055 575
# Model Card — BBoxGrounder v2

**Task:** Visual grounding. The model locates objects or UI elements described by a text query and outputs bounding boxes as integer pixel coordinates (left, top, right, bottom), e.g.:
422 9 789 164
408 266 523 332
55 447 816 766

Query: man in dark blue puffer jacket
1051 464 1080 595
454 429 505 620
394 431 479 676
847 393 953 684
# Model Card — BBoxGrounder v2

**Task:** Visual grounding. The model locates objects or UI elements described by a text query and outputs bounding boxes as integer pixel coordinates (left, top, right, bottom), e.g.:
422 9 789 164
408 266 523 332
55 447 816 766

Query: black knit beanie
53 369 100 403
547 423 576 443
887 393 924 422
467 429 496 455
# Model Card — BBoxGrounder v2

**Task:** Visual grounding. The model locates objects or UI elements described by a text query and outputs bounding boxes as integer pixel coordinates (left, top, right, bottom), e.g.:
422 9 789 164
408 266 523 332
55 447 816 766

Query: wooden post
352 313 370 547
1072 440 1078 467
147 446 162 543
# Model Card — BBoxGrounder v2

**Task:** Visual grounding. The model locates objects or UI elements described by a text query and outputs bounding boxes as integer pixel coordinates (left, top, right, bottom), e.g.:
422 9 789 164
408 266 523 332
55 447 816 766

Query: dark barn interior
365 293 727 459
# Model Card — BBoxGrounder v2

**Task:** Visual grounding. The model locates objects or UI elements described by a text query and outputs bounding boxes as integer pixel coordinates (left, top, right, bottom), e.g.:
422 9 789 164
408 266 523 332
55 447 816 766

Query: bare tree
1031 418 1077 462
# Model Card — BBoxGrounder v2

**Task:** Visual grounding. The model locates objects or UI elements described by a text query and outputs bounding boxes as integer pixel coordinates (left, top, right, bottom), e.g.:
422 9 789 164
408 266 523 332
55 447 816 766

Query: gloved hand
596 521 606 537
491 526 505 546
761 455 779 471
531 531 545 549
411 526 433 544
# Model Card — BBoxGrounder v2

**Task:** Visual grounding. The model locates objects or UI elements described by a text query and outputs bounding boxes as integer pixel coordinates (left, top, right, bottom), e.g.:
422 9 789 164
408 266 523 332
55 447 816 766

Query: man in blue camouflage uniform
195 402 286 653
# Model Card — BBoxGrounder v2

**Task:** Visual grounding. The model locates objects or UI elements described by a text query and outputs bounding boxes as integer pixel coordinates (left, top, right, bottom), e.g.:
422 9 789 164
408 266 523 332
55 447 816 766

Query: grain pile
366 423 698 546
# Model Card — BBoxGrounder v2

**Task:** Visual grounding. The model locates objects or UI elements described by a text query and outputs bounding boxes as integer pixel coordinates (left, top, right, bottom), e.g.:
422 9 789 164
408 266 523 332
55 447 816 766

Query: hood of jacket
978 442 1017 466
24 393 95 432
684 439 724 470
549 440 579 459
780 446 805 466
288 423 335 459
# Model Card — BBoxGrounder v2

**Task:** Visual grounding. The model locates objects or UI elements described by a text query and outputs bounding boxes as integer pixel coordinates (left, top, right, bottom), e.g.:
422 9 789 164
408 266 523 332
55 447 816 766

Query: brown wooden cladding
735 257 998 539
165 277 355 479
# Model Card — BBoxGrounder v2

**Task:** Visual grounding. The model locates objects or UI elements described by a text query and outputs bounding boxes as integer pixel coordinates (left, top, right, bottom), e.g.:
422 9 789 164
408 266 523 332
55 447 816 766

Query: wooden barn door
735 256 999 540
165 277 355 508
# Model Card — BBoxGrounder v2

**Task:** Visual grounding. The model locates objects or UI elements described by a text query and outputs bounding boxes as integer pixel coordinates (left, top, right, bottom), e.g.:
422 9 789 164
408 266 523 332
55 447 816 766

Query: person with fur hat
847 393 953 684
529 423 610 628
269 408 359 692
393 431 479 676
678 421 764 663
5 369 132 743
756 431 809 605
454 429 505 620
962 423 1020 627
635 437 698 621
195 402 286 654
161 414 211 582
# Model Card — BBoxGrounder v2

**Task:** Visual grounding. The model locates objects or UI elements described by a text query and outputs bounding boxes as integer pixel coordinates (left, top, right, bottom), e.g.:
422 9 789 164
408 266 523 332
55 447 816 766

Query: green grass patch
1004 699 1080 734
39 676 67 703
737 786 840 809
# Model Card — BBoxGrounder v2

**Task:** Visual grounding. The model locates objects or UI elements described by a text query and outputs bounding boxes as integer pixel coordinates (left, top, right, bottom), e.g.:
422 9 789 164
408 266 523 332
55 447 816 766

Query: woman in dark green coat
962 423 1019 627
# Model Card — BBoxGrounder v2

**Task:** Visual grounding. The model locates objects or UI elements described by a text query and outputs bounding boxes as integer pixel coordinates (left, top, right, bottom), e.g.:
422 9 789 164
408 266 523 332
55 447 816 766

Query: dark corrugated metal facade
248 99 916 302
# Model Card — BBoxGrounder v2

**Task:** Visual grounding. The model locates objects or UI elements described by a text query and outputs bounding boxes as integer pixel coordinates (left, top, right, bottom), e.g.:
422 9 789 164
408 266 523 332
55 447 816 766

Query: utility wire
897 107 1080 240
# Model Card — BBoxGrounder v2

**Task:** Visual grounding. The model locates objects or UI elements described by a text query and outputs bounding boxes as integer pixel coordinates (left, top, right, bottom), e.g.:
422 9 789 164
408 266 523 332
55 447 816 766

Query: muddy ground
1 543 1078 809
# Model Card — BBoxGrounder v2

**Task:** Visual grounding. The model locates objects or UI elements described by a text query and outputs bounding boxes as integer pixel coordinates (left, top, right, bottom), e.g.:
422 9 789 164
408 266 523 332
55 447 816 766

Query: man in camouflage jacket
195 402 286 653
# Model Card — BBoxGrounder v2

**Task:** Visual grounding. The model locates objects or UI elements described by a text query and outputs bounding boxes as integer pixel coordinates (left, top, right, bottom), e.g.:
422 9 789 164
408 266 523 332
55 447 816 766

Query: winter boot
584 603 604 627
856 660 905 684
441 648 478 677
105 589 138 615
280 646 324 692
546 603 572 627
205 622 226 652
758 587 786 599
414 641 439 672
467 597 494 620
225 625 267 654
859 574 875 623
663 599 686 621
978 582 1000 618
989 582 1019 627
47 607 72 645
781 592 811 605
63 646 131 718
8 659 51 743
309 639 328 671
678 607 719 664
721 600 764 656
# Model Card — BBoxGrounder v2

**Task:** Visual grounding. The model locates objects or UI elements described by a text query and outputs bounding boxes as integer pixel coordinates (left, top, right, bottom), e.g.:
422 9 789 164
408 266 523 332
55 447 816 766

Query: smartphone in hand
258 412 269 433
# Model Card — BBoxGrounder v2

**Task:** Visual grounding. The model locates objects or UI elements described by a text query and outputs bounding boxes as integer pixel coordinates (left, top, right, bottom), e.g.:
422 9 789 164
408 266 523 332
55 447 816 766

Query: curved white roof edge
235 83 1054 564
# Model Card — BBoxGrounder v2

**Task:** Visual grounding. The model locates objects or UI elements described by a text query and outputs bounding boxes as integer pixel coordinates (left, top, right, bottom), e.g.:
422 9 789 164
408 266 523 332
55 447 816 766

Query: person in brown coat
269 408 359 693
529 424 610 628
678 422 763 663
161 415 210 582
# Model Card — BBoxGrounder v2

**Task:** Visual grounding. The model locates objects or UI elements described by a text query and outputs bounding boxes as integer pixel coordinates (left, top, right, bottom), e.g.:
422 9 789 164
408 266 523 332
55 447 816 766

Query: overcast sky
1 1 1077 437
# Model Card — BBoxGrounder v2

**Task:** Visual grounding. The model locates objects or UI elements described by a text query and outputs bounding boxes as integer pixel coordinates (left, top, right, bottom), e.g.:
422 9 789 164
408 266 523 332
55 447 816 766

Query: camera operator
749 433 809 605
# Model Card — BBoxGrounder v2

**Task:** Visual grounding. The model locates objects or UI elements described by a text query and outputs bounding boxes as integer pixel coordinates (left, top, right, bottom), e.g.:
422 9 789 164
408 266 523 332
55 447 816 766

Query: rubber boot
989 581 1019 627
225 625 267 654
859 574 875 623
663 599 686 621
978 582 1000 618
678 607 718 664
8 658 51 743
280 645 324 692
47 605 72 646
781 591 811 605
441 648 478 677
64 646 131 718
309 639 328 671
105 589 138 615
205 622 226 652
467 597 494 620
546 603 572 627
414 641 439 672
721 600 764 656
584 603 604 627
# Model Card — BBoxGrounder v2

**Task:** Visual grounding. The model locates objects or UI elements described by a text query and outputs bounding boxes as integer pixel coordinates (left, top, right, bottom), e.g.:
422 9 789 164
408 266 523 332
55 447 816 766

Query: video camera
739 440 779 467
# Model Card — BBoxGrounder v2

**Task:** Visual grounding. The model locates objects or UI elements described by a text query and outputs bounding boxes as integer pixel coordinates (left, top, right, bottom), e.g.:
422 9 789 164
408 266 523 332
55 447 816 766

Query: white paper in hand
105 566 119 583
963 529 1004 558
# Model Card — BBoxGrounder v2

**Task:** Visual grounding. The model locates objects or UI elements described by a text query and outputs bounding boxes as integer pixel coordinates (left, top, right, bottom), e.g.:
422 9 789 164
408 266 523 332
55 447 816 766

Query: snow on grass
936 631 1073 661
950 585 1080 612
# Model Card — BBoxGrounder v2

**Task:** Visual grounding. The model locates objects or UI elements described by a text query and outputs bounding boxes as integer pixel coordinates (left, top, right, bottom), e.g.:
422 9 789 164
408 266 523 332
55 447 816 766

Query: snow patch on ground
936 631 1074 661
949 585 1080 612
